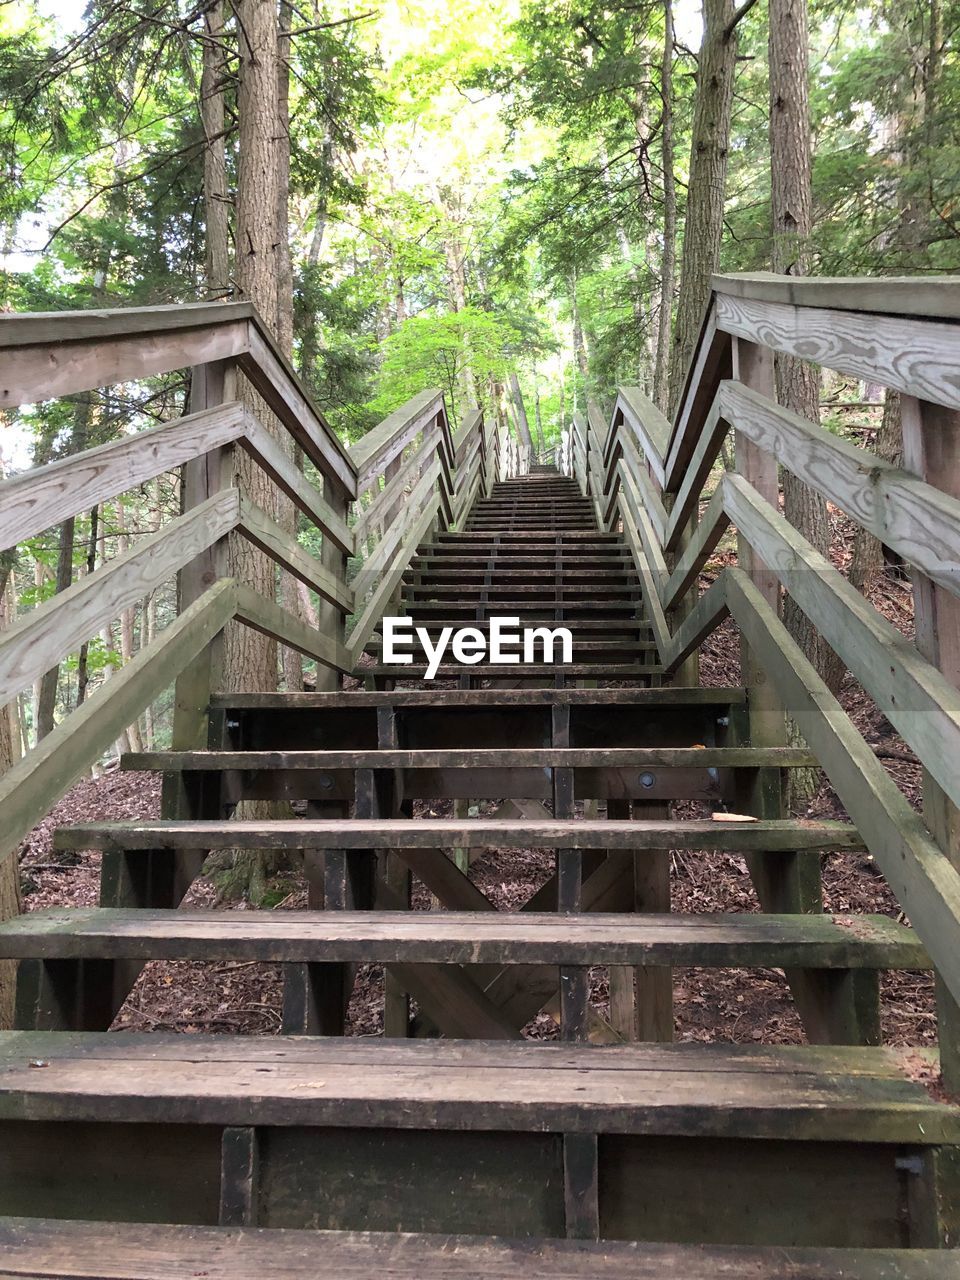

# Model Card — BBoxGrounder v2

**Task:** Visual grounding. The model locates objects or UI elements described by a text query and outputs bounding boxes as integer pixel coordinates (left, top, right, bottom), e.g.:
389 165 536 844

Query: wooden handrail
0 302 356 494
579 268 960 1034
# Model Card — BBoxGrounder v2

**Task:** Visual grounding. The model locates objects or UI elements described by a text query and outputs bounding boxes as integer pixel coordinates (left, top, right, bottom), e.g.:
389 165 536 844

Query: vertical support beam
732 337 877 1045
901 396 960 1092
315 476 351 692
219 1127 259 1226
376 705 411 1037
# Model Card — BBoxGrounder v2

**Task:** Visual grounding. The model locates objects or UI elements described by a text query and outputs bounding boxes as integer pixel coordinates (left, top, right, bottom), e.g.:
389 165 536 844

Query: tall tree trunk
768 0 844 701
669 0 739 410
653 0 677 414
228 0 285 697
201 0 229 299
509 372 535 455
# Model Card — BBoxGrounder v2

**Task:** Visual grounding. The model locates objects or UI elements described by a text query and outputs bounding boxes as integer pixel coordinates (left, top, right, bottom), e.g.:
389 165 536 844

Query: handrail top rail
712 270 960 321
350 387 446 491
0 300 253 346
0 298 358 491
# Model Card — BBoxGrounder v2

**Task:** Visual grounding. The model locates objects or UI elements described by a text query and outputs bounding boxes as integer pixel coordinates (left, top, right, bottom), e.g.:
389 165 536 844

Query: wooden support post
315 476 350 693
732 337 878 1046
374 706 411 1036
901 397 960 1095
219 1127 259 1227
552 704 588 1040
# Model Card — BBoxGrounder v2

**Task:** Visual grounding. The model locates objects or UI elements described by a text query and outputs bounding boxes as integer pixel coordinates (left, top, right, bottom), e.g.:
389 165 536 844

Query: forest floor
15 509 936 1046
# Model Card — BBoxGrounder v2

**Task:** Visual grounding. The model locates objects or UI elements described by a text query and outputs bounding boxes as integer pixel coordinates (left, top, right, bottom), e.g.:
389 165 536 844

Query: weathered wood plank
663 487 729 611
725 567 960 1010
54 817 865 853
352 428 439 545
713 270 960 321
240 414 353 554
0 1218 955 1279
0 1032 954 1141
614 388 670 483
241 325 356 496
234 585 352 675
0 403 246 551
721 380 960 597
351 460 440 601
123 747 816 770
347 496 440 664
0 491 238 704
715 293 960 410
0 579 237 870
0 317 250 410
0 907 925 969
236 495 352 613
723 471 960 815
350 390 445 495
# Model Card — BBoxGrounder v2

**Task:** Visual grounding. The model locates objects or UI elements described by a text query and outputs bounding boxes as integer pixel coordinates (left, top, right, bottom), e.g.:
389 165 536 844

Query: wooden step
2 1219 955 1280
366 663 659 679
437 531 620 541
55 818 864 853
0 908 926 969
0 1034 953 1143
365 640 658 658
419 541 627 554
401 600 645 615
125 747 816 771
407 569 634 581
210 688 745 709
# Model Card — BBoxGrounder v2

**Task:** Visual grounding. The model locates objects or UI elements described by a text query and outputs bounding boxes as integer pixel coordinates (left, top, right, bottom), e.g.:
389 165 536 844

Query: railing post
731 337 878 1046
315 476 351 693
901 396 960 1095
165 360 236 819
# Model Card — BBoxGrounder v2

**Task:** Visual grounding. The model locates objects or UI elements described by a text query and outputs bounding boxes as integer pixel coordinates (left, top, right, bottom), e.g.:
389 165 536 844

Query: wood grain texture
0 907 925 969
0 320 249 410
0 491 238 704
713 270 960 321
0 579 237 870
721 380 960 597
0 403 246 550
0 1218 954 1279
54 817 865 853
0 1032 953 1141
234 584 352 674
726 567 960 1010
723 472 960 815
237 495 351 612
715 293 960 410
614 387 670 483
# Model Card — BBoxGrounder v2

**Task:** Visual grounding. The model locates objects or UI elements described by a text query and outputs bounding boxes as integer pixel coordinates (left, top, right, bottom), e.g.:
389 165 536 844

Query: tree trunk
76 505 99 708
653 0 677 414
768 0 844 699
201 0 229 299
228 0 285 697
508 372 535 455
669 0 738 411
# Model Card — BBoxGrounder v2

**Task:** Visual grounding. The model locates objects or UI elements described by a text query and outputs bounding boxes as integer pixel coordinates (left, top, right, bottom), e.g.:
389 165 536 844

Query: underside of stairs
3 461 960 1272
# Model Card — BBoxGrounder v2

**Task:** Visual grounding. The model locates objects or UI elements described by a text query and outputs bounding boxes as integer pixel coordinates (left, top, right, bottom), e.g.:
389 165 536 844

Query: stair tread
0 908 926 968
54 818 864 852
0 1033 951 1141
0 1221 952 1280
210 688 745 707
367 664 661 676
123 747 817 770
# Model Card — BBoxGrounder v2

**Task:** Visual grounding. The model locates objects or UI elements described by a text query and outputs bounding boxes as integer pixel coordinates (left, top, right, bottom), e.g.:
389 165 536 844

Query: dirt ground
15 508 937 1047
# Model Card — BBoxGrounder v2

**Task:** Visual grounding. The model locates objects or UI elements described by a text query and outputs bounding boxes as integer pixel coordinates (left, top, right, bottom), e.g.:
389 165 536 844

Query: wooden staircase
365 471 659 684
2 278 960 1273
